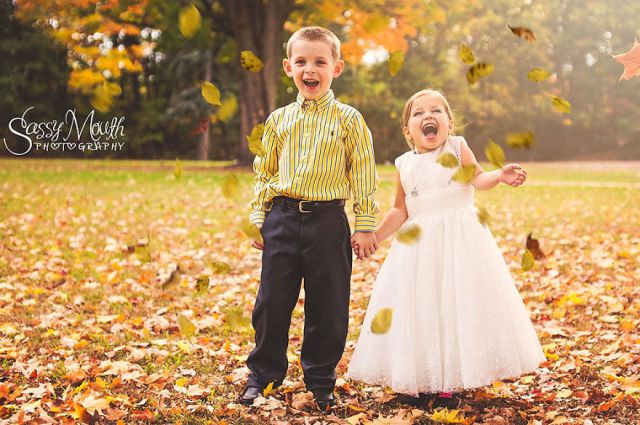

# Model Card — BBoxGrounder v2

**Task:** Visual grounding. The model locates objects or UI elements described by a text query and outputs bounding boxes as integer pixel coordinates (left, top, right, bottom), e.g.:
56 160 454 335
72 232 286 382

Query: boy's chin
298 86 328 100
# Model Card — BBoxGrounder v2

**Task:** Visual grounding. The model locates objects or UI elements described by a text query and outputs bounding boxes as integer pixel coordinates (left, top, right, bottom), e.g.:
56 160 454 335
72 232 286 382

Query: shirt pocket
315 121 345 164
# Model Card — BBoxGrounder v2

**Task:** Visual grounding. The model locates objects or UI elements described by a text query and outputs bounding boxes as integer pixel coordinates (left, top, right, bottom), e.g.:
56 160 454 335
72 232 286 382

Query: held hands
499 164 527 187
251 223 264 250
351 231 379 260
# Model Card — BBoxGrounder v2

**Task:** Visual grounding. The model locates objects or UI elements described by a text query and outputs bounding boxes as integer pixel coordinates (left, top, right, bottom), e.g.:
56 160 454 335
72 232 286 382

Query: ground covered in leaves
0 159 639 424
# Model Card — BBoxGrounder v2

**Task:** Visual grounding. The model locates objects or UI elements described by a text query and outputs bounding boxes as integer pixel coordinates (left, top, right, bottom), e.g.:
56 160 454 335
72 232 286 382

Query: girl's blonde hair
401 89 455 149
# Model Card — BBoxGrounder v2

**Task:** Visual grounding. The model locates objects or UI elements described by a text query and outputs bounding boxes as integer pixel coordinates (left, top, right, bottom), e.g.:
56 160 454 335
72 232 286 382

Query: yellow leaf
437 152 459 168
467 63 493 84
506 131 535 149
430 407 466 423
179 4 201 39
177 341 192 353
551 95 571 113
195 276 209 296
371 308 393 334
451 164 476 184
241 219 263 243
217 95 238 122
224 309 246 329
476 205 490 227
458 44 475 65
396 223 422 244
508 25 536 43
263 382 275 397
222 173 239 200
175 377 189 387
240 50 264 72
211 261 231 274
173 158 183 179
388 51 405 76
177 314 196 338
162 266 182 290
246 123 266 156
522 249 534 271
201 81 221 106
527 67 551 82
484 140 505 168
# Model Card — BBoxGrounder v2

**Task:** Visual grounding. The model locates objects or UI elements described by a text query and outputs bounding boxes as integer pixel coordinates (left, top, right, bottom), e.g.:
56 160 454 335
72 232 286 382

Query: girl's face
403 93 452 153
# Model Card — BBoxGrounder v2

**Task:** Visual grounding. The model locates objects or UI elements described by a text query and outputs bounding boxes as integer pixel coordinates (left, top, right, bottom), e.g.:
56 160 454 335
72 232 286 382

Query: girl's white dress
348 136 545 395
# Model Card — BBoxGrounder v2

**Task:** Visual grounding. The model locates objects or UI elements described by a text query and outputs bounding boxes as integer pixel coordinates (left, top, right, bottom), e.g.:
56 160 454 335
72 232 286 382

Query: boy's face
283 39 344 100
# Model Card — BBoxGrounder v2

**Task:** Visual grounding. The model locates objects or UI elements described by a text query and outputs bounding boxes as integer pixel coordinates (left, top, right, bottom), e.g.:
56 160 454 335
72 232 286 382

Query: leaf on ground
430 407 466 423
211 261 231 274
263 382 275 397
195 276 209 296
371 308 393 334
397 223 422 244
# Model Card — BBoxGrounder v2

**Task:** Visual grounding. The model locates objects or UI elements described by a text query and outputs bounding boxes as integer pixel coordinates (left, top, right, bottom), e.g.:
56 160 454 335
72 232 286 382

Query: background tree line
1 0 639 162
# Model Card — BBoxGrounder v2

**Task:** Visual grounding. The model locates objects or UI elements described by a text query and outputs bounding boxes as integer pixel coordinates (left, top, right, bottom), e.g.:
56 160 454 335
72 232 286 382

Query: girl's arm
460 139 527 190
375 172 409 242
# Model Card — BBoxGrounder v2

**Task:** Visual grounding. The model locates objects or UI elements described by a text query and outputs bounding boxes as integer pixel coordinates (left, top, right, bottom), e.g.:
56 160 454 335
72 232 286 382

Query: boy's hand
500 164 527 187
251 223 264 250
351 232 378 260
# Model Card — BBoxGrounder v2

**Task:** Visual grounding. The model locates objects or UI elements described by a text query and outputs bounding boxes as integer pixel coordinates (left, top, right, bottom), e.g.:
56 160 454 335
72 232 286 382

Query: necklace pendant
411 188 418 197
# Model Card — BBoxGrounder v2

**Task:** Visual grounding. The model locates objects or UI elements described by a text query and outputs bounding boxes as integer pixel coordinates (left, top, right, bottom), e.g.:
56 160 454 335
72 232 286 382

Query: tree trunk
222 0 294 164
198 55 212 161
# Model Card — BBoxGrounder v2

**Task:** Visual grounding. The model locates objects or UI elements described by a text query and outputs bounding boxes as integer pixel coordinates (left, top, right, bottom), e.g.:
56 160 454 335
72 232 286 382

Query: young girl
348 89 545 408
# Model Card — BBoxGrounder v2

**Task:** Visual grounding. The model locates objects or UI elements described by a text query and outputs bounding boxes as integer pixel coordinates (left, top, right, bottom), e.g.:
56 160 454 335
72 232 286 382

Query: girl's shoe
432 392 461 409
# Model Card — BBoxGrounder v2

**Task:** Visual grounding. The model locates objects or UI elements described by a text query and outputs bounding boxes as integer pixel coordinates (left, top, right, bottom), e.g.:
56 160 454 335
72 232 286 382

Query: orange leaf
613 39 640 81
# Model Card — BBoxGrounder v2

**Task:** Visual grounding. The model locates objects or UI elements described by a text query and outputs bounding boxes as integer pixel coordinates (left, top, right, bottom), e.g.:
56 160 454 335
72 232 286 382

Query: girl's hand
500 164 527 187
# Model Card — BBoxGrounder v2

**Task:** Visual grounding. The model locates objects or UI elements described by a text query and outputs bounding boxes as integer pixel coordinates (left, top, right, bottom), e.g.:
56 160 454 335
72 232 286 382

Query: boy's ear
333 59 345 77
283 58 293 77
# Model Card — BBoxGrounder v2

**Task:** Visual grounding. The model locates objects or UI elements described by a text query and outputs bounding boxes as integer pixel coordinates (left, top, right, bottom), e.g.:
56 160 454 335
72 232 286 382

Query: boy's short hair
286 26 341 61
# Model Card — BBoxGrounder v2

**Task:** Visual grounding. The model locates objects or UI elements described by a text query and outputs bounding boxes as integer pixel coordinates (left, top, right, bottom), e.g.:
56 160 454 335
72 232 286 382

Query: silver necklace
409 140 449 197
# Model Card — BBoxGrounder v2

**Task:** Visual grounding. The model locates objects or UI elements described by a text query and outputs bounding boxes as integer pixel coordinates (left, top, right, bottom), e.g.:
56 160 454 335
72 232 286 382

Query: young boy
241 26 379 410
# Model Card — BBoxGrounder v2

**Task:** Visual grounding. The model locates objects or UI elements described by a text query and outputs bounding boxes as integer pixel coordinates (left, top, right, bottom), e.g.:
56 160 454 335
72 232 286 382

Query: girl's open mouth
422 122 438 138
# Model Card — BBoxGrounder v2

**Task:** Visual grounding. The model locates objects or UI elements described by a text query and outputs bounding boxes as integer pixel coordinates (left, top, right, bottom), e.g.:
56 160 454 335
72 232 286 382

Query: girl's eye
413 111 423 116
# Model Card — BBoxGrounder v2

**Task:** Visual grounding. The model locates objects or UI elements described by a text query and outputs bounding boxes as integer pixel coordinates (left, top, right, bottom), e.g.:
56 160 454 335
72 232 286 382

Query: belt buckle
298 200 312 213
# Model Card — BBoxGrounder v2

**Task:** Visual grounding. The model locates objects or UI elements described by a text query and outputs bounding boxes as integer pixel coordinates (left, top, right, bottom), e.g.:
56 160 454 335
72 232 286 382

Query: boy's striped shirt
250 90 378 231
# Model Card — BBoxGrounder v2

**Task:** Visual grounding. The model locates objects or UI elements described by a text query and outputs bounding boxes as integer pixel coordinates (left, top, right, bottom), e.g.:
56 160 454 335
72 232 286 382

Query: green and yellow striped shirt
250 90 379 231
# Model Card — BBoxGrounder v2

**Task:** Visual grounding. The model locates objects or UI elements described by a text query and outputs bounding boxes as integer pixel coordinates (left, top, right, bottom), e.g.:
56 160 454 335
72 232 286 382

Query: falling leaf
396 223 422 244
174 158 183 179
551 95 571 113
371 308 393 334
506 131 535 149
161 266 182 290
612 39 640 81
526 233 546 260
508 25 536 42
177 314 196 338
222 173 239 200
388 51 405 76
195 276 209 297
263 382 275 397
484 140 505 168
458 44 475 64
430 407 466 423
241 219 263 244
437 152 459 168
246 123 265 156
476 206 490 227
224 309 246 329
451 164 476 184
217 95 238 123
522 249 534 271
528 67 552 82
201 81 221 106
467 63 494 84
240 50 264 72
211 261 231 274
179 4 201 39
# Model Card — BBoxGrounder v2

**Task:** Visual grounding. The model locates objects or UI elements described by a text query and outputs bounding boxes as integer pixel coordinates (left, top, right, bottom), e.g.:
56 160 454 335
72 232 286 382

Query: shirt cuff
354 214 376 232
250 210 266 227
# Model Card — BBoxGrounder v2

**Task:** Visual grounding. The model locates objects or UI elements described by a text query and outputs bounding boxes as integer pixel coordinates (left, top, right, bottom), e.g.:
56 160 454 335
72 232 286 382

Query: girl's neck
414 139 447 154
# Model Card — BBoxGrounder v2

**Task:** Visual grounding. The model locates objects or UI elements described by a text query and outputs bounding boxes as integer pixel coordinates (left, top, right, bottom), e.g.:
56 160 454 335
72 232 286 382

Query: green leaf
241 219 263 244
527 67 551 82
458 44 475 64
173 158 183 179
177 314 196 338
396 223 422 244
522 249 535 271
240 50 264 72
484 140 505 168
437 152 459 168
371 308 393 334
201 81 221 106
451 164 476 184
246 123 265 156
388 51 405 76
179 4 201 39
222 173 239 200
551 95 571 113
467 63 494 85
506 131 535 149
195 276 209 297
476 206 490 227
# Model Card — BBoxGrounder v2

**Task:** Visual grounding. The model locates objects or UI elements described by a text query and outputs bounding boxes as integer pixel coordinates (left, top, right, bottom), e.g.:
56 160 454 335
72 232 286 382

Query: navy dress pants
246 200 352 392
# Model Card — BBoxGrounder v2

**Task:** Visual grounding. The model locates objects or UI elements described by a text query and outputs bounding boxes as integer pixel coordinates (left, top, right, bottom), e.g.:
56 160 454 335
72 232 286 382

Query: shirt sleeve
249 113 280 227
345 111 379 231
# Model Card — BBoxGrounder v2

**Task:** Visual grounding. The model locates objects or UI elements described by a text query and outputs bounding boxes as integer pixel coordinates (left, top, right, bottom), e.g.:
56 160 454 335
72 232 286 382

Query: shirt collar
296 90 335 111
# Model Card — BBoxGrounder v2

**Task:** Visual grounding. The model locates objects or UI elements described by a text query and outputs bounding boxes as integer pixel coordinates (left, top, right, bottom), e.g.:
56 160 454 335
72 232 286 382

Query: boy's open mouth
303 79 319 88
422 122 438 137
